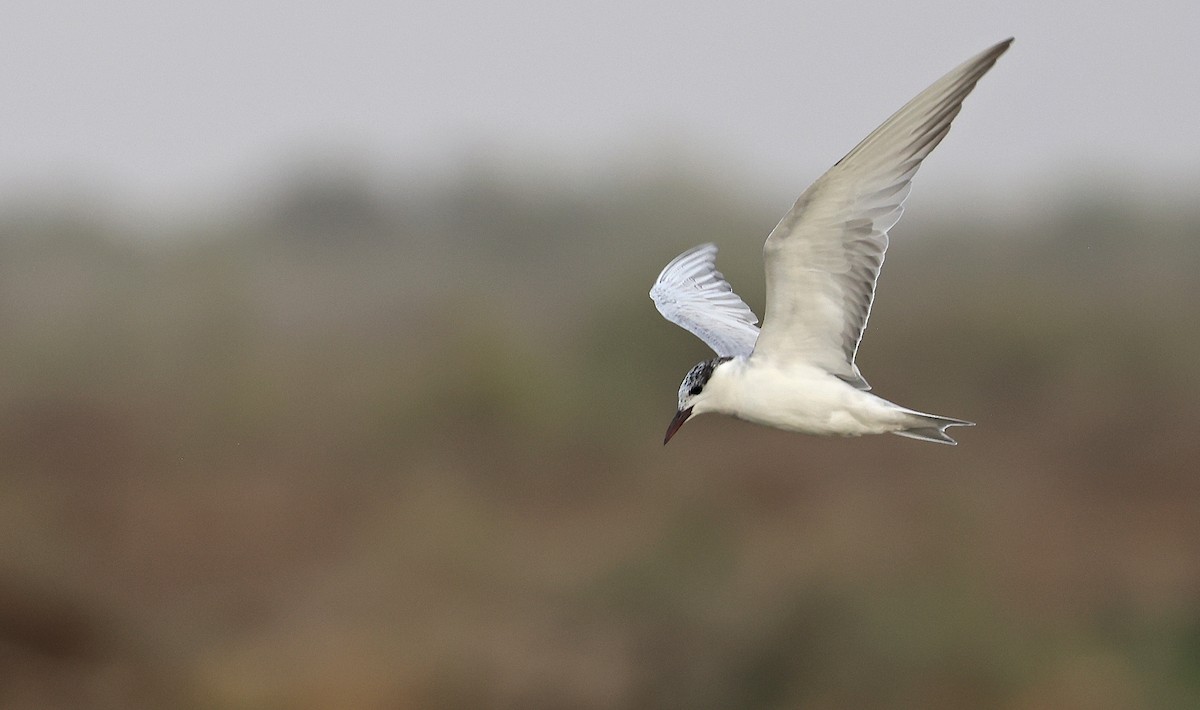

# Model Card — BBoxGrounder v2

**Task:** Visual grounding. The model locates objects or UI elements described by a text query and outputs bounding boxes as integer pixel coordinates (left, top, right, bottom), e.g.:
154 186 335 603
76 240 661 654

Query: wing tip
974 38 1014 69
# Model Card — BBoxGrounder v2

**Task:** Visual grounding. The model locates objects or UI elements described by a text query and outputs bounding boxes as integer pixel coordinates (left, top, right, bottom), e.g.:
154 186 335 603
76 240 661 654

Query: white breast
699 358 908 436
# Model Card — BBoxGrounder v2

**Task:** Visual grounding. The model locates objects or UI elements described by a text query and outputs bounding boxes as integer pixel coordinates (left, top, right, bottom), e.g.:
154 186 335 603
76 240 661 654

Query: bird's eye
688 386 702 396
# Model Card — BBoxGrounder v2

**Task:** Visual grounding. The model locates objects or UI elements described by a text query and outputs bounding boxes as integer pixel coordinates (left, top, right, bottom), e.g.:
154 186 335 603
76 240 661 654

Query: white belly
703 361 908 437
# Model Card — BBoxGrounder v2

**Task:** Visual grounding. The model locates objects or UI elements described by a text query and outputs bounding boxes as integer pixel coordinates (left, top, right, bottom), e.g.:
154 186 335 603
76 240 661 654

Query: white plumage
650 243 760 359
651 39 1012 445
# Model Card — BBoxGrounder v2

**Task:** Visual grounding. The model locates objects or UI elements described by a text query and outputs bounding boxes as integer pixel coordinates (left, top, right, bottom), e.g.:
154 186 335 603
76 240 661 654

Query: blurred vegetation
1 160 1199 709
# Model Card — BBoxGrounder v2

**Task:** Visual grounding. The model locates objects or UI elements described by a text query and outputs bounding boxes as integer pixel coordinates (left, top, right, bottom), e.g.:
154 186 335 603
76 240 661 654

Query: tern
652 39 1011 445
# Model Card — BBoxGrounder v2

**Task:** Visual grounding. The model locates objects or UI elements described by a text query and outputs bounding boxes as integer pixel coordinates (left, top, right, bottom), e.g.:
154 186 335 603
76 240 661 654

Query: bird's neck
694 356 750 415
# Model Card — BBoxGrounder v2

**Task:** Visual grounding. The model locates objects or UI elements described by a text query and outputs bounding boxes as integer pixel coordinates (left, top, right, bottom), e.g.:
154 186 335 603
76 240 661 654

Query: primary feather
752 39 1013 387
650 243 760 358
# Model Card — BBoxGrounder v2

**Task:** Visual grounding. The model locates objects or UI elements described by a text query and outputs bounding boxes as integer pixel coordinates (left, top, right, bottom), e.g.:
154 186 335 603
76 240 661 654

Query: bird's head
664 356 731 444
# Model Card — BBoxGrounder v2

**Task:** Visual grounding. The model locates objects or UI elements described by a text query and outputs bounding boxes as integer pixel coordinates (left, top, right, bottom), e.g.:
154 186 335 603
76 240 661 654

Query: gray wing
752 38 1012 389
650 243 760 358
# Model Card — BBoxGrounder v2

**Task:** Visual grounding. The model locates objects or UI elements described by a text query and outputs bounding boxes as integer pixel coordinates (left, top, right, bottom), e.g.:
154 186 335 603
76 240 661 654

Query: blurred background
3 2 1200 708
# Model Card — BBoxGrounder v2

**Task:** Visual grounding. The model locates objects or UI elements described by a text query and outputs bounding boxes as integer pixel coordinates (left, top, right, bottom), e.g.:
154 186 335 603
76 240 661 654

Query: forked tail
892 410 975 445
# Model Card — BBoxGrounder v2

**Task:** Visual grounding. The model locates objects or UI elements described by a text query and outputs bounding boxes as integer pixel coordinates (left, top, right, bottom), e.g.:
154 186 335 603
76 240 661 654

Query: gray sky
5 0 1199 210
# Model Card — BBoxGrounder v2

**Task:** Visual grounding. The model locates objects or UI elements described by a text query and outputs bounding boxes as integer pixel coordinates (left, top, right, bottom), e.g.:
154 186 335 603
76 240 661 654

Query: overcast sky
4 1 1198 210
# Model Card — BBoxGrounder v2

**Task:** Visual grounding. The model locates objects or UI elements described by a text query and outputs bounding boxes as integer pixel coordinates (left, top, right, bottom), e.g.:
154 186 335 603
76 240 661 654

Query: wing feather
752 39 1012 388
650 243 760 358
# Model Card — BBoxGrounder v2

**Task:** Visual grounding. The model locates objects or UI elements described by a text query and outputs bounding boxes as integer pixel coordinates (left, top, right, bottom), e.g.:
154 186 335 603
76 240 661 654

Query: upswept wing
650 243 760 358
752 39 1012 388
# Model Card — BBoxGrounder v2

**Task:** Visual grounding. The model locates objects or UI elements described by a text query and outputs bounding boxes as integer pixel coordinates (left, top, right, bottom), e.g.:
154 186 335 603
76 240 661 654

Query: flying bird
651 39 1012 445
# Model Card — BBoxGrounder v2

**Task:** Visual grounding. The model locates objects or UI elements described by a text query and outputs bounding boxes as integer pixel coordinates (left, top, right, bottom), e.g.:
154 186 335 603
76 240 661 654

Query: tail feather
892 411 975 445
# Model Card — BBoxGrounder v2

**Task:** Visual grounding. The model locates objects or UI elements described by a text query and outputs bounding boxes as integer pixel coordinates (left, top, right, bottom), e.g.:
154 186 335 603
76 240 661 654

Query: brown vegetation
1 165 1198 708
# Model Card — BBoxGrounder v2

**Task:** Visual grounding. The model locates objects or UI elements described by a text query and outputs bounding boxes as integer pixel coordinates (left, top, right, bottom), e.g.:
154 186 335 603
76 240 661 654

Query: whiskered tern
651 39 1012 445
